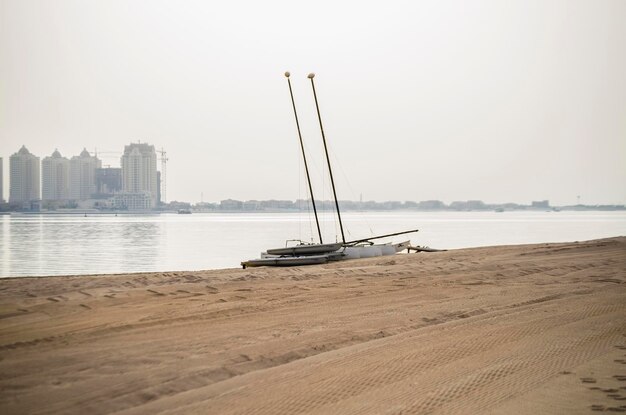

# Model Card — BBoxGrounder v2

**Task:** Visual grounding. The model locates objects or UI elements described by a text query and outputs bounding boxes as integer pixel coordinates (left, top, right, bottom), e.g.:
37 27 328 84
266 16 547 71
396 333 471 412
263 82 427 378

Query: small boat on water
177 209 192 214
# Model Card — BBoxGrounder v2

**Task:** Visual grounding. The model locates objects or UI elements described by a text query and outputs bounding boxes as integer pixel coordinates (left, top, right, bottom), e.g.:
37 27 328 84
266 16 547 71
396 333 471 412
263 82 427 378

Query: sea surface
1 211 625 278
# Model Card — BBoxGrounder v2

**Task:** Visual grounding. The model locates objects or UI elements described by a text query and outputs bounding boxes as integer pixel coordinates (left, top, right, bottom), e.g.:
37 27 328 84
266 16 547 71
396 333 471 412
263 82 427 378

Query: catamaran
241 73 419 268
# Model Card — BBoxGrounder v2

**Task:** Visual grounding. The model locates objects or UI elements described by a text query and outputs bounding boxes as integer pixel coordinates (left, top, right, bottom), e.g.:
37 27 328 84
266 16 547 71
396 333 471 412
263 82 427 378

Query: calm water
1 211 625 277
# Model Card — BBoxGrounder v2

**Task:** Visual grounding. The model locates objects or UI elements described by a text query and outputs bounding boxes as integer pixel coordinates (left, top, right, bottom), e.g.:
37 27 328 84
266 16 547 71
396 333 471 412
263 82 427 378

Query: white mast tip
284 71 290 78
307 73 315 78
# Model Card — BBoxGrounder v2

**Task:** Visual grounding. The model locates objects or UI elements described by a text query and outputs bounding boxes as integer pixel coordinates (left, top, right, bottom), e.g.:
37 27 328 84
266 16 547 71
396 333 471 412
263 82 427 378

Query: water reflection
0 211 624 278
2 215 162 276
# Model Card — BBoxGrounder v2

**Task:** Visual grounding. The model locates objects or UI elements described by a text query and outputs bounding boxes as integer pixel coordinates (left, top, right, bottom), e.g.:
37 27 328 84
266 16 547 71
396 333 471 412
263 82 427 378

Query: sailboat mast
308 73 346 244
285 72 323 244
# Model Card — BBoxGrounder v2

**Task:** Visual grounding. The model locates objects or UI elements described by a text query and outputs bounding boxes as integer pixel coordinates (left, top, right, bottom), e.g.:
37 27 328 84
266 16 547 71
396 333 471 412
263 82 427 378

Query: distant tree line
157 199 626 212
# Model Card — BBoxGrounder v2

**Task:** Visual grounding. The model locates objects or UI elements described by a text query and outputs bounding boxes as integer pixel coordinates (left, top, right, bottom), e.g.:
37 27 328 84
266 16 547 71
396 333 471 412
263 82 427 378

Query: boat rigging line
345 228 421 246
240 72 424 269
307 73 419 247
285 71 323 244
308 72 346 244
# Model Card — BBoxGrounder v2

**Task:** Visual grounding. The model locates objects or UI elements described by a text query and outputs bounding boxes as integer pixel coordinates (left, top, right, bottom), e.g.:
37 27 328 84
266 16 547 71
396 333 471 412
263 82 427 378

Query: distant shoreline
3 206 626 215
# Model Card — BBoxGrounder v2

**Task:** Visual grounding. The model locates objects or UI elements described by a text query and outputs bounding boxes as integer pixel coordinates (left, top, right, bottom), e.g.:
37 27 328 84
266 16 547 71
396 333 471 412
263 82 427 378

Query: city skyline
1 1 625 206
1 144 625 212
0 141 623 206
1 143 161 210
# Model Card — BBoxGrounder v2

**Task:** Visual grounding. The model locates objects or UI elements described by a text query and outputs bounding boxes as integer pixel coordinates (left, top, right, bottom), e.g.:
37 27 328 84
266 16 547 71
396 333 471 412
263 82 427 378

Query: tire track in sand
158 294 624 415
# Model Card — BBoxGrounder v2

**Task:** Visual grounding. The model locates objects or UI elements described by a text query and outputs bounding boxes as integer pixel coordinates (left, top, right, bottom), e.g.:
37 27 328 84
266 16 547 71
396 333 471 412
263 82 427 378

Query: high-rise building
0 157 4 203
121 143 158 208
42 149 70 201
95 167 122 196
70 148 101 200
9 145 40 204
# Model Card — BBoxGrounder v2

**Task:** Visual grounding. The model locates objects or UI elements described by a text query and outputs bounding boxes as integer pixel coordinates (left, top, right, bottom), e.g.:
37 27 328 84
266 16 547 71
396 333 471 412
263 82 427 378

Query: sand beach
0 237 625 414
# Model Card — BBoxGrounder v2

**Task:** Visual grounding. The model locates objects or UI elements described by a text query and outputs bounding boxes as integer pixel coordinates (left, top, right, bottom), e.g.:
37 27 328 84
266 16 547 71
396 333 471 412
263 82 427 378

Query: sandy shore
0 238 625 414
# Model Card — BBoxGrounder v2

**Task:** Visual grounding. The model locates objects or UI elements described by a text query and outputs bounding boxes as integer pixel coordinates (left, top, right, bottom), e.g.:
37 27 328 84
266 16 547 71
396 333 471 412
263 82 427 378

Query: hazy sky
1 0 625 205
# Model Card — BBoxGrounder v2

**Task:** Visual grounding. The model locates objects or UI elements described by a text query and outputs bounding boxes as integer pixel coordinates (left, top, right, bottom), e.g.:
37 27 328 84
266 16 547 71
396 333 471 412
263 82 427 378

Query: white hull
341 240 411 260
393 240 411 252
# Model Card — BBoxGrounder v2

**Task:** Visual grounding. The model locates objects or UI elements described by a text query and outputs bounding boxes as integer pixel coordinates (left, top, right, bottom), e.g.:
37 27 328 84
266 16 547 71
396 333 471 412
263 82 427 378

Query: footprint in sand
146 289 165 297
231 354 251 363
606 393 622 399
183 274 201 282
581 377 597 383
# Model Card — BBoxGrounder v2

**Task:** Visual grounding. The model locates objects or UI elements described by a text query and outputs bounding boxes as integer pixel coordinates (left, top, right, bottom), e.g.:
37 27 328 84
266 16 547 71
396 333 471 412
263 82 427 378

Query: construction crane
157 148 168 204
